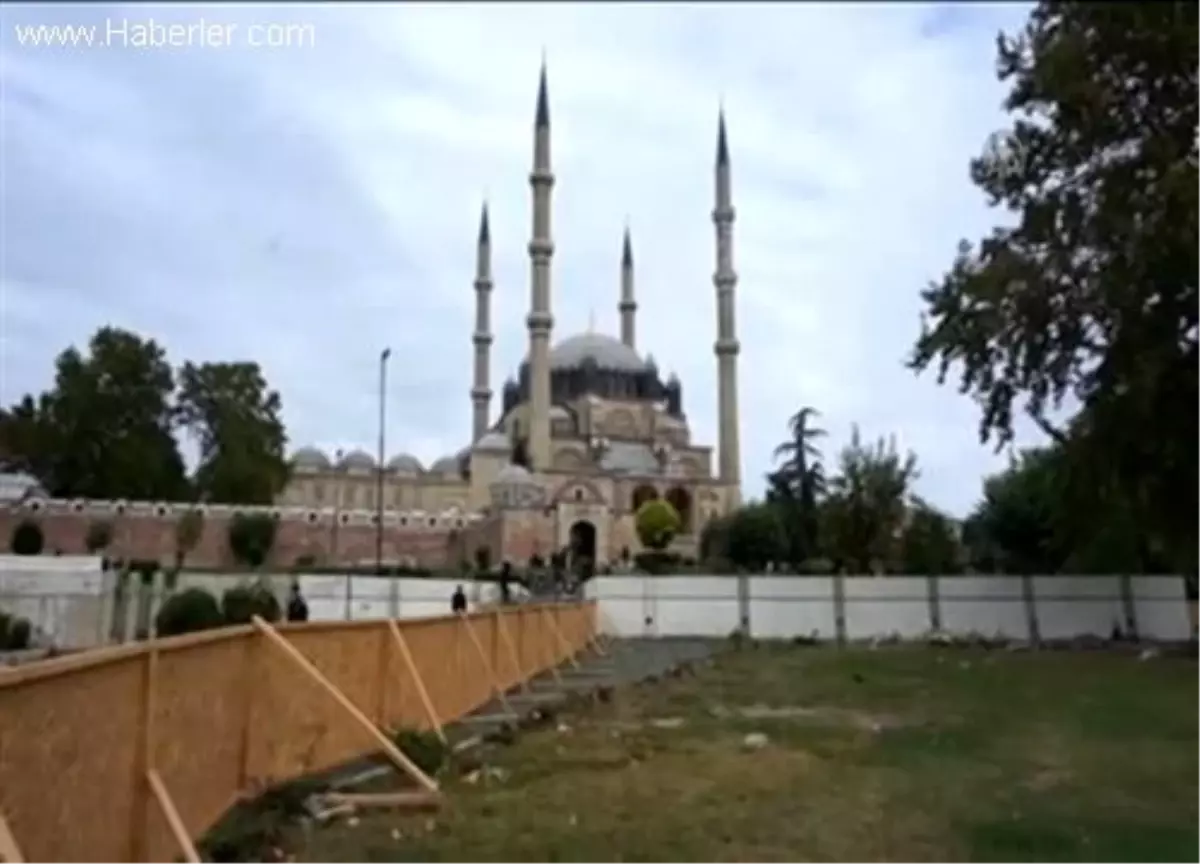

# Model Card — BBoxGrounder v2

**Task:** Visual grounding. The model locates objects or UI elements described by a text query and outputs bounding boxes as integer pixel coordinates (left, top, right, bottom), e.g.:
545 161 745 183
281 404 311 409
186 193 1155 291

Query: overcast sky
0 1 1045 515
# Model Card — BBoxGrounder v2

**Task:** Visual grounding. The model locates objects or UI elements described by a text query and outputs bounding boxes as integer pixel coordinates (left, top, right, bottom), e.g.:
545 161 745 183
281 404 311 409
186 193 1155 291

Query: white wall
1 561 1192 648
0 555 110 648
939 576 1029 638
176 573 488 622
750 577 837 639
587 574 1193 642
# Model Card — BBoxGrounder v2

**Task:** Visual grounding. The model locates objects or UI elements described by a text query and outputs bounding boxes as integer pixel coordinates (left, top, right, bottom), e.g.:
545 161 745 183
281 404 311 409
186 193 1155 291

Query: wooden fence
0 601 598 863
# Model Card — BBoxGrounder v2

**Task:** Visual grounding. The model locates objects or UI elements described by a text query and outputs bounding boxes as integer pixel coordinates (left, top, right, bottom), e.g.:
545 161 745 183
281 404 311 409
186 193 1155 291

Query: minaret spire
526 61 555 470
712 108 741 501
619 226 636 349
471 201 494 442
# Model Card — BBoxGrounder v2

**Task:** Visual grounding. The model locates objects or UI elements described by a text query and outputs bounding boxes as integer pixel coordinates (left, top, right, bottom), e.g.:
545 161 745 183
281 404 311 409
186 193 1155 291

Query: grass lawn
297 644 1198 862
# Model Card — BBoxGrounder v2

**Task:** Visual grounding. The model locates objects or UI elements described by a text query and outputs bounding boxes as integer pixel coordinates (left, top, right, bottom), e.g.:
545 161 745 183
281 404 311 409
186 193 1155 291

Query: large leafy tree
909 1 1198 573
769 406 827 567
962 447 1068 574
963 443 1169 575
0 328 188 500
177 362 290 505
820 427 919 573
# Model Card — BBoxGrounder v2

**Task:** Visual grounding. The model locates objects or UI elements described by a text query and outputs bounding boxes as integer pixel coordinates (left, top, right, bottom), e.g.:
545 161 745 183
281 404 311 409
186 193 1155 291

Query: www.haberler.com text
13 17 316 50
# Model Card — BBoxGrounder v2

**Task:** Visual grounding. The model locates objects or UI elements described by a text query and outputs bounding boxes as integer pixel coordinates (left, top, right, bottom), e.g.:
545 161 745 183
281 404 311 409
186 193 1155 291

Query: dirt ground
295 643 1198 862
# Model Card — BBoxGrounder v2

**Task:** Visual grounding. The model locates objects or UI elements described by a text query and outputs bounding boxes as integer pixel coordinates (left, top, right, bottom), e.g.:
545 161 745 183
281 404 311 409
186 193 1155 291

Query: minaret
712 110 742 500
471 202 493 442
526 61 555 470
619 227 636 349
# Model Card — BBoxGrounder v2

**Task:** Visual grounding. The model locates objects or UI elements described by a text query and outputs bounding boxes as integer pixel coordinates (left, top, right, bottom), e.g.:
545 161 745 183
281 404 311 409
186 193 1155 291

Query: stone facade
0 65 744 573
274 65 746 570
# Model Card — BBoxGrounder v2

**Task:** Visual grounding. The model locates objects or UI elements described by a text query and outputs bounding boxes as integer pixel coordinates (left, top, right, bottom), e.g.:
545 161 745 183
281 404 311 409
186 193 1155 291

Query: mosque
277 64 745 568
0 64 744 570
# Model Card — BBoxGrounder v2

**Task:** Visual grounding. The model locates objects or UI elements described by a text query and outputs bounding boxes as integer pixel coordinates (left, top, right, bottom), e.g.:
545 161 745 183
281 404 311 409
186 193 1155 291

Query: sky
0 1 1044 516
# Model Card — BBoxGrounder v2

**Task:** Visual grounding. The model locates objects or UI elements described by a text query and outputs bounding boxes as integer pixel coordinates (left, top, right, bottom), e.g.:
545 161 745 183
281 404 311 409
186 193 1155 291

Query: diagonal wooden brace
459 613 515 716
251 616 439 793
388 619 448 746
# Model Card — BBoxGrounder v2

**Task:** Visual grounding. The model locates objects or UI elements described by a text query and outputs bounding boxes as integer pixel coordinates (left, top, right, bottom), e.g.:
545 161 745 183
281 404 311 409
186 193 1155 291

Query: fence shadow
0 601 597 863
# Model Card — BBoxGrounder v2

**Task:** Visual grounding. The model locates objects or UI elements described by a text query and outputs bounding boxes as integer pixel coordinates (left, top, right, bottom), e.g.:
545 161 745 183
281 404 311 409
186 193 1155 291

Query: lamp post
375 347 391 575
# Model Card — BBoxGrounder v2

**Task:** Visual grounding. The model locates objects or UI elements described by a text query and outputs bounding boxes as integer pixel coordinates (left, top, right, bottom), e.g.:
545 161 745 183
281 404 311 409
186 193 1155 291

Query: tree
820 426 919 573
635 499 681 551
723 504 788 572
899 502 962 575
963 444 1167 575
177 362 290 505
769 407 827 567
173 509 205 571
84 519 114 554
909 2 1198 573
9 520 44 556
0 328 189 500
226 512 278 569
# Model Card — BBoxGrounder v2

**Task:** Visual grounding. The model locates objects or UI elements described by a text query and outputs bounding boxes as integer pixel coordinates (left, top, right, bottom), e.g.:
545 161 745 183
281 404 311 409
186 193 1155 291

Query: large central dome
545 332 647 372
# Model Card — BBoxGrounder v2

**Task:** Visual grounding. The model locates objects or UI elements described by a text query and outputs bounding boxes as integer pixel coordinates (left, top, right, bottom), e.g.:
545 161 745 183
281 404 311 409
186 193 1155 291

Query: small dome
473 431 510 453
291 447 331 469
494 463 532 484
540 332 648 372
387 453 423 473
430 455 460 475
340 449 376 471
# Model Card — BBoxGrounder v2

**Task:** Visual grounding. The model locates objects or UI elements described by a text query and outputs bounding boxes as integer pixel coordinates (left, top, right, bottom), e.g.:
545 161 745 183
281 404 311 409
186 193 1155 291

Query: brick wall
0 504 459 569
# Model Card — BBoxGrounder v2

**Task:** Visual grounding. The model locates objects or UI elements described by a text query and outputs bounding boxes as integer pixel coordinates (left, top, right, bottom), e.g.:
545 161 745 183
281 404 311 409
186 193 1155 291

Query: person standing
451 584 468 615
286 581 310 622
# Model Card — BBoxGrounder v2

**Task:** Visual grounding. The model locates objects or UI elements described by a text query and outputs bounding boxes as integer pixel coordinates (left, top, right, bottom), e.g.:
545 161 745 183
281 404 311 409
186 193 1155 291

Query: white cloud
0 1 1041 514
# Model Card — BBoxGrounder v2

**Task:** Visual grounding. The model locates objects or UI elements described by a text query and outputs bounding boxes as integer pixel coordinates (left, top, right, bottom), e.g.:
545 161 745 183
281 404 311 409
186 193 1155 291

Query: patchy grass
297 645 1198 862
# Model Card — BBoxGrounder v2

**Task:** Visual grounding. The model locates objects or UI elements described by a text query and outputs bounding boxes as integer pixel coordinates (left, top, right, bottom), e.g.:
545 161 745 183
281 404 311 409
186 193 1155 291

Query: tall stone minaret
526 62 555 470
619 227 636 349
713 110 742 500
471 202 493 442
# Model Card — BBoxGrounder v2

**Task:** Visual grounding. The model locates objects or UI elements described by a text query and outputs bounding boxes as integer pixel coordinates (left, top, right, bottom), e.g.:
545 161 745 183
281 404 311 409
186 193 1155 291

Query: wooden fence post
236 630 261 792
129 643 159 861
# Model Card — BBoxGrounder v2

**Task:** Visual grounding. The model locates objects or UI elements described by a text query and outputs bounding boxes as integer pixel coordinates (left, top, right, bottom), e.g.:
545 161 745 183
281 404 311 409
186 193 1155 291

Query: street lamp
375 347 391 575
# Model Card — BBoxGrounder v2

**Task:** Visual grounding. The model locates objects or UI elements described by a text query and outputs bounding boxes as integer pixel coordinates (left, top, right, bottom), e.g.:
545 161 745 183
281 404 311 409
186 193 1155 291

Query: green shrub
635 499 682 550
3 616 32 650
392 728 448 777
9 519 44 556
0 612 31 652
155 588 224 637
221 584 281 625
